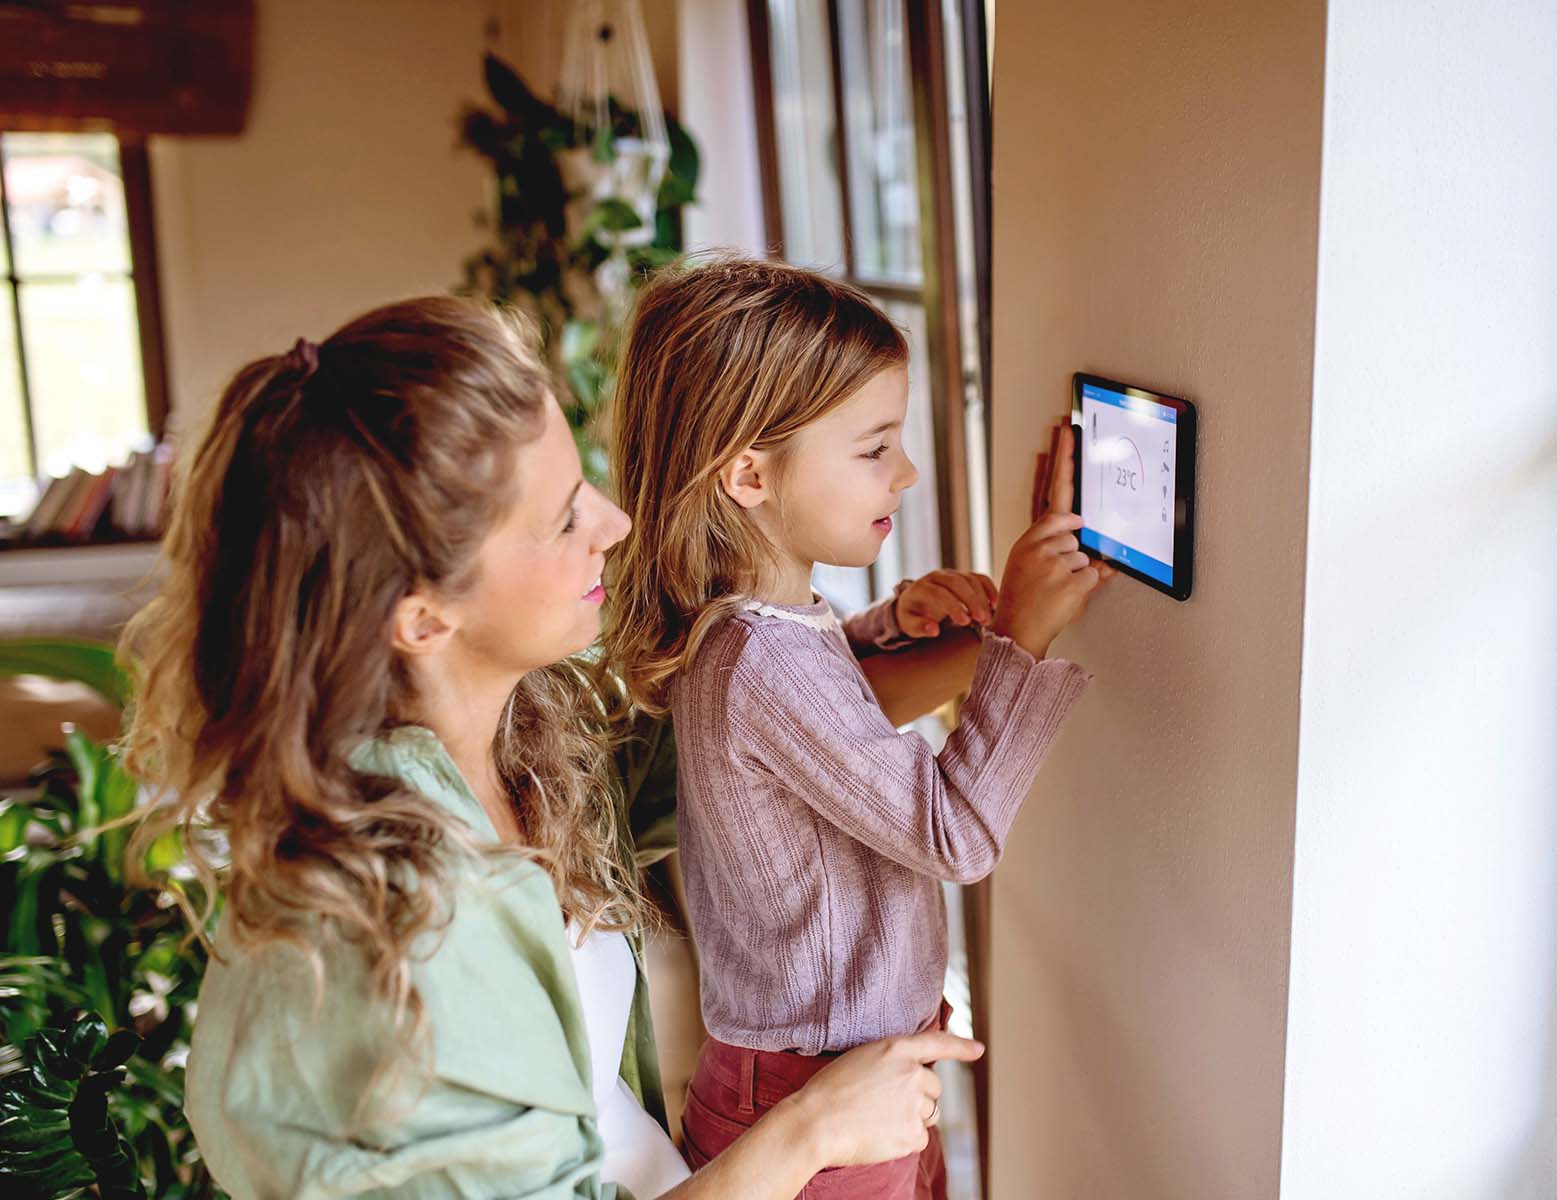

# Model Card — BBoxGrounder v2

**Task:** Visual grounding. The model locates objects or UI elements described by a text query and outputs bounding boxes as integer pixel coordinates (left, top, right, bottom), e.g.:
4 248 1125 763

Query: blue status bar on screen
1080 528 1173 586
1081 383 1177 424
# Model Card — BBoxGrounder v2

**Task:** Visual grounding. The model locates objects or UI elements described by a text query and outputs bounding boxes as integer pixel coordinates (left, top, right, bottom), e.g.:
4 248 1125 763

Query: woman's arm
856 627 981 726
657 1031 980 1200
656 1094 823 1199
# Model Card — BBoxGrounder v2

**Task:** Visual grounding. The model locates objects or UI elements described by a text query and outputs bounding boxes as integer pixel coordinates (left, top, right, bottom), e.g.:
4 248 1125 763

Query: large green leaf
60 729 139 881
665 112 701 195
0 697 217 1194
0 799 28 853
0 1012 146 1198
0 639 129 710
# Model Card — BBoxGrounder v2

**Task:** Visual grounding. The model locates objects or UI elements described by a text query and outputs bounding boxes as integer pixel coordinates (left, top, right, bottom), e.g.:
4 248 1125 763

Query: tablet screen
1077 379 1179 588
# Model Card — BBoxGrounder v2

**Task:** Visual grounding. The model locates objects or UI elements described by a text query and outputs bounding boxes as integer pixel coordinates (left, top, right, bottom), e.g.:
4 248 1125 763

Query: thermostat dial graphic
1096 434 1147 524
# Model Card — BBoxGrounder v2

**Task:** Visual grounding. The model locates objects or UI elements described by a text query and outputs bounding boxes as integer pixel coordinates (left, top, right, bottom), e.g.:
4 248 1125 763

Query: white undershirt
567 924 691 1198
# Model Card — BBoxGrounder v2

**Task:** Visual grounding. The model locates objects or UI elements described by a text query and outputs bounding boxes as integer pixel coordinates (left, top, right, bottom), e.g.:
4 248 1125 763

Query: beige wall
986 2 1325 1196
148 0 492 423
148 0 693 428
500 0 681 120
677 0 767 257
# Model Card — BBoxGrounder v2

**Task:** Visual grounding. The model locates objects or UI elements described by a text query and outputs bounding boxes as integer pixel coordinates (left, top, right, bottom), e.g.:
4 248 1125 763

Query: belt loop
738 1048 757 1117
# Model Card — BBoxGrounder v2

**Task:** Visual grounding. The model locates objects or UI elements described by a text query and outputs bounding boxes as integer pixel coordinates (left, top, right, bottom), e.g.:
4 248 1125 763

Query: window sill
0 540 163 589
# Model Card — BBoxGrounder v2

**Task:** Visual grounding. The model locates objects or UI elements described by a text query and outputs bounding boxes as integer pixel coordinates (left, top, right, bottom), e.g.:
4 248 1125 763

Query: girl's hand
894 570 998 639
784 1031 985 1169
994 421 1114 658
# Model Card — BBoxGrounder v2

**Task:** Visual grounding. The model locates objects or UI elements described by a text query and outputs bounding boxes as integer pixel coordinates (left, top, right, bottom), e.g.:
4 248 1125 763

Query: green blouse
184 726 667 1199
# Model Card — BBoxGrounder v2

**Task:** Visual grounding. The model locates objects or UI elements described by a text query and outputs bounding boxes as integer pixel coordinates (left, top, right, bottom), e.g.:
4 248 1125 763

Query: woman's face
448 395 630 673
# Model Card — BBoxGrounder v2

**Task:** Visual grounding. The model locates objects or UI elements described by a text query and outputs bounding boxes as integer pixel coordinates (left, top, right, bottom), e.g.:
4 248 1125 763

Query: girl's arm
844 570 997 723
729 622 1086 884
856 627 981 726
723 512 1098 884
657 1031 981 1200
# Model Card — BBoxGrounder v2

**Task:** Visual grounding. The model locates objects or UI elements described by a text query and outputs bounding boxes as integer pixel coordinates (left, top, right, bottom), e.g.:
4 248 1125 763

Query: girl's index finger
1047 422 1076 516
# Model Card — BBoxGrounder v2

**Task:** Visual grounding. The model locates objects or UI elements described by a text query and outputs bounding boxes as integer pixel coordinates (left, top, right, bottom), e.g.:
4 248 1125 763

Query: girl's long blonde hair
602 257 906 714
122 296 648 1042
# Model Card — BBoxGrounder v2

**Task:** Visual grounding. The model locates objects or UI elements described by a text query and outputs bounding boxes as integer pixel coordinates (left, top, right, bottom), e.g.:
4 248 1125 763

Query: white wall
148 0 491 423
985 2 1326 1195
1281 3 1557 1196
677 0 767 257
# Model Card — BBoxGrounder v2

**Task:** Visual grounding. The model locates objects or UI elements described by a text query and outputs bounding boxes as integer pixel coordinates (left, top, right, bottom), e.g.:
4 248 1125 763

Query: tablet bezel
1070 372 1197 602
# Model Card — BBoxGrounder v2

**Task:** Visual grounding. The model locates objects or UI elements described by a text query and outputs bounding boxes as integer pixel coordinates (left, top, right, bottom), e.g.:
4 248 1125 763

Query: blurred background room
0 3 999 1196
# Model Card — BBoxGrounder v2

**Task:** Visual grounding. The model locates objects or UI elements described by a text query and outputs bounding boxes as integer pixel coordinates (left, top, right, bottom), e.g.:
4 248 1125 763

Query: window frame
0 126 169 516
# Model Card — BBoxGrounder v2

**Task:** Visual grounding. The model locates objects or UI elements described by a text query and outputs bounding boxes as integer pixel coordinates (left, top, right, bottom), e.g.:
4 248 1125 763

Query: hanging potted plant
457 40 698 484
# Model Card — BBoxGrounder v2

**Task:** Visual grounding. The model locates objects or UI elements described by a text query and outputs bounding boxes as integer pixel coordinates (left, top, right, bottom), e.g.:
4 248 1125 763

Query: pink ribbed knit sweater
669 593 1090 1054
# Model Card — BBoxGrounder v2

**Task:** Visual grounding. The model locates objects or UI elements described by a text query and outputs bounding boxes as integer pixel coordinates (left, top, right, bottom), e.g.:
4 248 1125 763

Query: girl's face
449 395 631 673
768 364 919 570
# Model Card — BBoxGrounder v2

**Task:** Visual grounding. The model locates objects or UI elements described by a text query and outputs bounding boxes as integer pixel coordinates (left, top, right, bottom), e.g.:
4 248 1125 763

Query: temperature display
1078 382 1178 587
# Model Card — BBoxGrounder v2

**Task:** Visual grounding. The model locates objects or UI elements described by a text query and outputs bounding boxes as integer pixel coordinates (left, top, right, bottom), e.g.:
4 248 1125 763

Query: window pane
766 0 847 272
0 282 33 517
875 298 941 581
941 0 992 575
20 278 146 479
837 0 923 285
2 132 131 278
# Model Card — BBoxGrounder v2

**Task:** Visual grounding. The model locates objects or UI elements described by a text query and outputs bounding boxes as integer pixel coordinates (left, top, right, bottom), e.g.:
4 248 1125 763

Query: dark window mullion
121 137 169 438
0 138 38 478
745 1 785 258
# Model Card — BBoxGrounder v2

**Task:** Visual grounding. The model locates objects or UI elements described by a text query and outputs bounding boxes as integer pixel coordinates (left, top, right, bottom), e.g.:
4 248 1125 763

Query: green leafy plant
0 637 680 1200
0 639 217 1198
0 1011 144 1198
0 640 130 711
458 52 699 482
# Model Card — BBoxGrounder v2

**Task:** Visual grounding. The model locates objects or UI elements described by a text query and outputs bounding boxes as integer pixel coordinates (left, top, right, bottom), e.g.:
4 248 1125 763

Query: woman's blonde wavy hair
602 256 906 714
121 296 649 1049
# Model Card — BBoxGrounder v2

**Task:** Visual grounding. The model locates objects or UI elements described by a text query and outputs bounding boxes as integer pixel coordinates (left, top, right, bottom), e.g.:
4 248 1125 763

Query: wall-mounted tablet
1071 372 1197 601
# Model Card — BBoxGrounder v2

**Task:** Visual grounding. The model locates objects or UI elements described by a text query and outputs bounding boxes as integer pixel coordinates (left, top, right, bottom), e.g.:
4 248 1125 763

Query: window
0 131 166 523
747 2 995 1195
749 0 992 603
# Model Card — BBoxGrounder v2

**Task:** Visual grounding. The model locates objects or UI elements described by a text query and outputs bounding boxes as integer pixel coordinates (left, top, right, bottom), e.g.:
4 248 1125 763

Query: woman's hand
894 570 998 638
993 421 1113 659
657 1031 984 1199
784 1031 985 1168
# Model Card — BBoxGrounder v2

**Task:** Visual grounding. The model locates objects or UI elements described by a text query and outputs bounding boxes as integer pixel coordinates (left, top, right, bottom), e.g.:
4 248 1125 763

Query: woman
121 296 981 1199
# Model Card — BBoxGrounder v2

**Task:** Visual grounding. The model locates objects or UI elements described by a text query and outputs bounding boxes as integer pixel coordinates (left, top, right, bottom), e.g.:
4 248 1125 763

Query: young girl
605 259 1105 1199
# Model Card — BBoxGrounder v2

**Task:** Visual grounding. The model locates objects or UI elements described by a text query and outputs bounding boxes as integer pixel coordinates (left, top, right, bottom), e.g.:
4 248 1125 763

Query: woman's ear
719 448 771 510
390 592 457 656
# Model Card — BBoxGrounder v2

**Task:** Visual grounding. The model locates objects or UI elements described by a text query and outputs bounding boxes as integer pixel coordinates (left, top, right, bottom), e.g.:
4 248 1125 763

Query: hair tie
283 337 320 379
